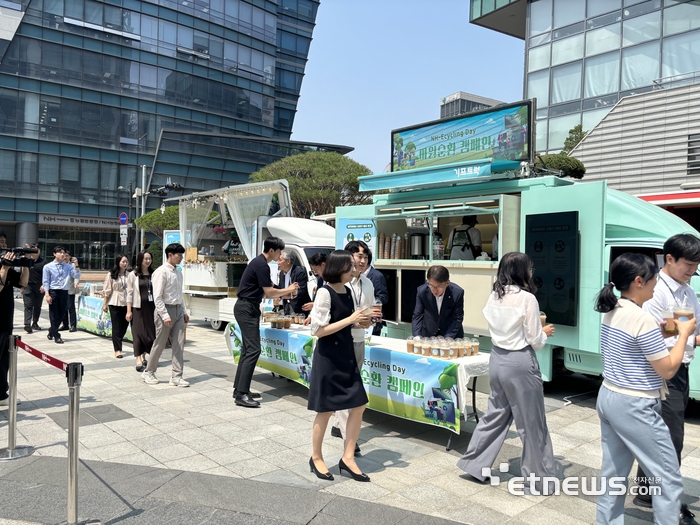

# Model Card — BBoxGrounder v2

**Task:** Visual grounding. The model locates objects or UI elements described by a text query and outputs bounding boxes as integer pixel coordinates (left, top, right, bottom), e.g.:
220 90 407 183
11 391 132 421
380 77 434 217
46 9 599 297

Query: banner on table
225 323 460 434
77 296 132 341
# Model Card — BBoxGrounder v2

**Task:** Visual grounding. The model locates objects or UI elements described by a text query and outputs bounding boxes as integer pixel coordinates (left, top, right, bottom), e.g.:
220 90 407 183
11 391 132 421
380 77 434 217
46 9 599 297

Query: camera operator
0 231 29 407
22 244 46 334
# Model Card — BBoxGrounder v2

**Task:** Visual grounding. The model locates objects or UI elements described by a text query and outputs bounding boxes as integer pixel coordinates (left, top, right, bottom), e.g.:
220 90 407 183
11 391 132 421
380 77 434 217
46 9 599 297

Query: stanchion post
66 362 83 525
0 335 34 460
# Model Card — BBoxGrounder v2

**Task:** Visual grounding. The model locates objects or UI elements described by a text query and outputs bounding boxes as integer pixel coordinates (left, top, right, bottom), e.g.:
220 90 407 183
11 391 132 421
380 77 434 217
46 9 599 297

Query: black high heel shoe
309 457 334 481
338 458 370 482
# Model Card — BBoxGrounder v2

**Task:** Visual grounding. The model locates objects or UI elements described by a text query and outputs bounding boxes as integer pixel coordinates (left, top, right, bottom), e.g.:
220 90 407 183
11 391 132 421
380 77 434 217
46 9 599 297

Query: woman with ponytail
595 253 695 524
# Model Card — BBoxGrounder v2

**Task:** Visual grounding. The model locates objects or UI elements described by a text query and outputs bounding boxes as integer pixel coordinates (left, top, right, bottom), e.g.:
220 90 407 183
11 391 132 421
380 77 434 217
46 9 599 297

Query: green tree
562 124 587 155
249 152 375 217
539 153 586 179
134 205 179 240
148 239 163 269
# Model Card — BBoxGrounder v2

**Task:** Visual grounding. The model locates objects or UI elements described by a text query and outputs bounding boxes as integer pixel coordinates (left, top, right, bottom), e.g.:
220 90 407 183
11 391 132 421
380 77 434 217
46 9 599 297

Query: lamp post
117 183 133 261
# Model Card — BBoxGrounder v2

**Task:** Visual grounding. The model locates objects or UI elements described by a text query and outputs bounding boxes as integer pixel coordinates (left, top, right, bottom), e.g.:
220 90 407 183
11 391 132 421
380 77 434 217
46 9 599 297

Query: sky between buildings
292 0 526 175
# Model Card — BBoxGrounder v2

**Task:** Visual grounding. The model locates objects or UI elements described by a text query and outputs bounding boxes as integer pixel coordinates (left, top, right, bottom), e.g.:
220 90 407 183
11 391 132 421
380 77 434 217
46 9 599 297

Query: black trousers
108 305 128 353
233 299 261 396
636 364 689 492
0 331 9 401
48 289 68 339
22 285 43 326
62 294 76 328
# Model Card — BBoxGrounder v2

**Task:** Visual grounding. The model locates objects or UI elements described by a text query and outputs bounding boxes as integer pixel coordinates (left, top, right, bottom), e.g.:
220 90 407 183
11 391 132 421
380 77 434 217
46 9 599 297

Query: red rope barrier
14 339 69 372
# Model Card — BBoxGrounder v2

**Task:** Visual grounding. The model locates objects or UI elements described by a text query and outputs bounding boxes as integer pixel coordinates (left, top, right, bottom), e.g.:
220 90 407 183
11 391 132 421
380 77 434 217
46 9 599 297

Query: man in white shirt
330 244 375 455
143 243 190 387
447 216 481 261
634 234 700 525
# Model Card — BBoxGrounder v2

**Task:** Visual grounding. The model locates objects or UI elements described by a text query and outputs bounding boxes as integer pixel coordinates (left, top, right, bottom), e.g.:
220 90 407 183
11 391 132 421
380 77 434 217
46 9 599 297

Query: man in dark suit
276 250 310 314
412 265 464 339
346 240 388 336
23 244 47 333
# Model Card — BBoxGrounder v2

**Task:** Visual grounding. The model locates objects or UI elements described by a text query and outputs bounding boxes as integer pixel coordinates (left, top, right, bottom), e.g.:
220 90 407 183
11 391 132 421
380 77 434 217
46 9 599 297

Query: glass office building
0 0 348 267
470 0 700 153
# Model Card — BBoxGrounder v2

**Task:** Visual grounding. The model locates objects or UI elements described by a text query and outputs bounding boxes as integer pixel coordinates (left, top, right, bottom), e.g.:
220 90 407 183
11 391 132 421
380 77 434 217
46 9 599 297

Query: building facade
0 0 347 268
439 91 503 119
470 0 700 153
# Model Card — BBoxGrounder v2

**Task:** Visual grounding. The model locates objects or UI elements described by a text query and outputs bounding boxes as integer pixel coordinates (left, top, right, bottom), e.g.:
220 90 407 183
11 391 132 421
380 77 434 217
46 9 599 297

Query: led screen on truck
390 100 534 172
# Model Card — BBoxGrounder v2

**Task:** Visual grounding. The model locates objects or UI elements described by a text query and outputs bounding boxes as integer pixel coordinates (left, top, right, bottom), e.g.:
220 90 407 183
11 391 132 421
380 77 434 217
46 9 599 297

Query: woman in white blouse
457 252 556 494
102 254 130 359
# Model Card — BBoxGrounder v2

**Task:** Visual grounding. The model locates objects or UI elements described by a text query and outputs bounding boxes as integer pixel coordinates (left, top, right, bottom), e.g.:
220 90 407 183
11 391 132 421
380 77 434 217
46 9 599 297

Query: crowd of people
1 229 700 520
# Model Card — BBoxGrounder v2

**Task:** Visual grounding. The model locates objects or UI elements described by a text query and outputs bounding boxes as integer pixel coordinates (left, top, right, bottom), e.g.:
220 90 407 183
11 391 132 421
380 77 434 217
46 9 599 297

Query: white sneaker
142 371 159 385
0 397 20 407
169 376 190 388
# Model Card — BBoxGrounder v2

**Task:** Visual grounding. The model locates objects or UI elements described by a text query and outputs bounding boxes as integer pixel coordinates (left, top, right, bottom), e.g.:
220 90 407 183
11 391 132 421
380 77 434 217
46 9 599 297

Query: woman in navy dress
308 250 371 482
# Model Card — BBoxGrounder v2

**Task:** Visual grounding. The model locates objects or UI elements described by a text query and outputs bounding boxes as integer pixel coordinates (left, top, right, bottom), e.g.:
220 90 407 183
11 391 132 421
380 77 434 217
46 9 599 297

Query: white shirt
310 277 375 343
482 286 547 351
435 293 444 315
152 263 184 320
448 226 482 261
643 270 700 364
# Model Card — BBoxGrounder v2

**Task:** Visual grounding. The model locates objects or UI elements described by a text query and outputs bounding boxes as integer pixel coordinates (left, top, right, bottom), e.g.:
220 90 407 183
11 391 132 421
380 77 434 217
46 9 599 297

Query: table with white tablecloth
225 322 490 436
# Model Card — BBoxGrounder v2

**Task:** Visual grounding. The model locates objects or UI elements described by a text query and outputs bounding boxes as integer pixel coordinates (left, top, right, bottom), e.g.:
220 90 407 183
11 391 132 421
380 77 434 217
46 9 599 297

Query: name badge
148 292 153 302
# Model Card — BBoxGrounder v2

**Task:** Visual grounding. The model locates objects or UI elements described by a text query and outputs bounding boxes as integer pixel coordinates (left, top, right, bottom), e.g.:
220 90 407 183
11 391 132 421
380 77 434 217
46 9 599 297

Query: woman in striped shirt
595 253 695 525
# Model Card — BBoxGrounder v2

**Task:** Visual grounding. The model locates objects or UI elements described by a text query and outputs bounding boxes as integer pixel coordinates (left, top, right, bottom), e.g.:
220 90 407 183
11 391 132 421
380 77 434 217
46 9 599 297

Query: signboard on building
391 99 534 172
38 214 121 229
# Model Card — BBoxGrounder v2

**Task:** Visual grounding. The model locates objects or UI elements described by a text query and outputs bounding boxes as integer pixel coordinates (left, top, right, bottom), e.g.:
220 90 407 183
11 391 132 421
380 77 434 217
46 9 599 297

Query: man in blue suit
412 265 464 339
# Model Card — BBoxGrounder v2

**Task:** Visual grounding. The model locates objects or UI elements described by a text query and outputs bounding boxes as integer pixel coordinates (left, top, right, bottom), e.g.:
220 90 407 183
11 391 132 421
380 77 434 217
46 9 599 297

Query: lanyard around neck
660 275 683 308
349 278 363 308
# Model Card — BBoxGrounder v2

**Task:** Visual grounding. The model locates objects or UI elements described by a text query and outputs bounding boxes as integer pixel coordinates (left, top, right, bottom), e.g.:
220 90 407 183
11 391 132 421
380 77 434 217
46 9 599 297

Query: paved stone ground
1 300 700 524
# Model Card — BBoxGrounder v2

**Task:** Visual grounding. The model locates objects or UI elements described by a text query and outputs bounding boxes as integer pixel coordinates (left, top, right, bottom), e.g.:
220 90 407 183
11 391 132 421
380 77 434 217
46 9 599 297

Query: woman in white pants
594 253 694 524
457 252 556 494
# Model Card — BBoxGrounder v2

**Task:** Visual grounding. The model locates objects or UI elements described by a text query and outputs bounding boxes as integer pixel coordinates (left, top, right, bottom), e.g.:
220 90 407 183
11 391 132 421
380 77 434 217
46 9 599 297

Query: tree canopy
134 205 179 240
562 124 587 155
249 152 375 218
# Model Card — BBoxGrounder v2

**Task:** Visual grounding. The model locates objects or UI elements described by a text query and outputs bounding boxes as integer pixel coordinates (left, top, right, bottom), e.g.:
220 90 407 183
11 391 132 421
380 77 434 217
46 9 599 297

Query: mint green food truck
337 100 700 399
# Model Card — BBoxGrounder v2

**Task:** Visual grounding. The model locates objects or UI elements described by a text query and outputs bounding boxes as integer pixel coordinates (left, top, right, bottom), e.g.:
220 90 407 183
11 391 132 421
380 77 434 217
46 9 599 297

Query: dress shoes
69 326 77 332
54 336 64 344
31 323 41 331
330 426 342 438
309 457 333 481
59 325 69 331
338 458 370 482
47 333 53 340
234 394 260 408
248 392 262 399
24 325 32 334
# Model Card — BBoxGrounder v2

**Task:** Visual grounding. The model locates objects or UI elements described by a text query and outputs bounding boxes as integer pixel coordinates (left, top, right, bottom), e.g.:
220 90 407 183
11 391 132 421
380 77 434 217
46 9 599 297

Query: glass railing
470 0 520 21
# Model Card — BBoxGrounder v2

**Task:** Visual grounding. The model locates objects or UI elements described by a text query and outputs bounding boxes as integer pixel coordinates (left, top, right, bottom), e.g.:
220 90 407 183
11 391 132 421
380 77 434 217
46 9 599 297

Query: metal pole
66 362 83 525
0 336 34 460
127 182 133 262
140 165 146 252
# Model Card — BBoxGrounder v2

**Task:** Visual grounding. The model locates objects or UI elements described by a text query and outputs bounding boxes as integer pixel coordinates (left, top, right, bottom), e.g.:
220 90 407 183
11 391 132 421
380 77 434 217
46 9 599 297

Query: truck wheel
210 319 226 331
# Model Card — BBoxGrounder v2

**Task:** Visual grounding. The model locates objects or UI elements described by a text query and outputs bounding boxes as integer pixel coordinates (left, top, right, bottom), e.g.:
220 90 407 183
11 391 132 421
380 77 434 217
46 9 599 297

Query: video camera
0 247 38 268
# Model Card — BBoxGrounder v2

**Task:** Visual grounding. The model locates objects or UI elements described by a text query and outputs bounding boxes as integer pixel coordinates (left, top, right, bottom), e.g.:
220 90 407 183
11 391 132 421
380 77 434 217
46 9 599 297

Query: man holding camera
0 231 29 407
23 244 47 334
42 246 80 345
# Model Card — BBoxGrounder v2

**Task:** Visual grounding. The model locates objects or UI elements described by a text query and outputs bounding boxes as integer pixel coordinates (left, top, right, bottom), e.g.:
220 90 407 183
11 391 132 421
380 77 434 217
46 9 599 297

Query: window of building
528 44 551 71
38 155 59 185
588 0 621 18
527 69 550 107
662 29 700 78
530 0 553 36
621 41 659 89
622 11 660 46
584 51 620 97
548 113 581 151
586 23 621 56
689 133 700 176
551 61 582 104
552 33 584 66
663 2 700 36
0 150 15 181
582 106 612 132
535 118 548 151
554 0 585 29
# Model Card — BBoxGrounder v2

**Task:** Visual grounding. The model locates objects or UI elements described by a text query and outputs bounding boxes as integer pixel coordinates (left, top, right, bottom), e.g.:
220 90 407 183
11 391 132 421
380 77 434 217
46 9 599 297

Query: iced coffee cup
539 311 547 327
667 306 694 337
407 337 415 354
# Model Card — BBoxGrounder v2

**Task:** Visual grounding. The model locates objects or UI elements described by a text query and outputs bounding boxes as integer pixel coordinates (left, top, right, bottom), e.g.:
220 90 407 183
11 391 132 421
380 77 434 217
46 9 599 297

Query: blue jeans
596 385 683 525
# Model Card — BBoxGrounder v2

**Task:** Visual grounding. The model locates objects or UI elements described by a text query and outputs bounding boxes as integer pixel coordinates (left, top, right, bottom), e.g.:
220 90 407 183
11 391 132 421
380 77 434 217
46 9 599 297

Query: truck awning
358 158 523 193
